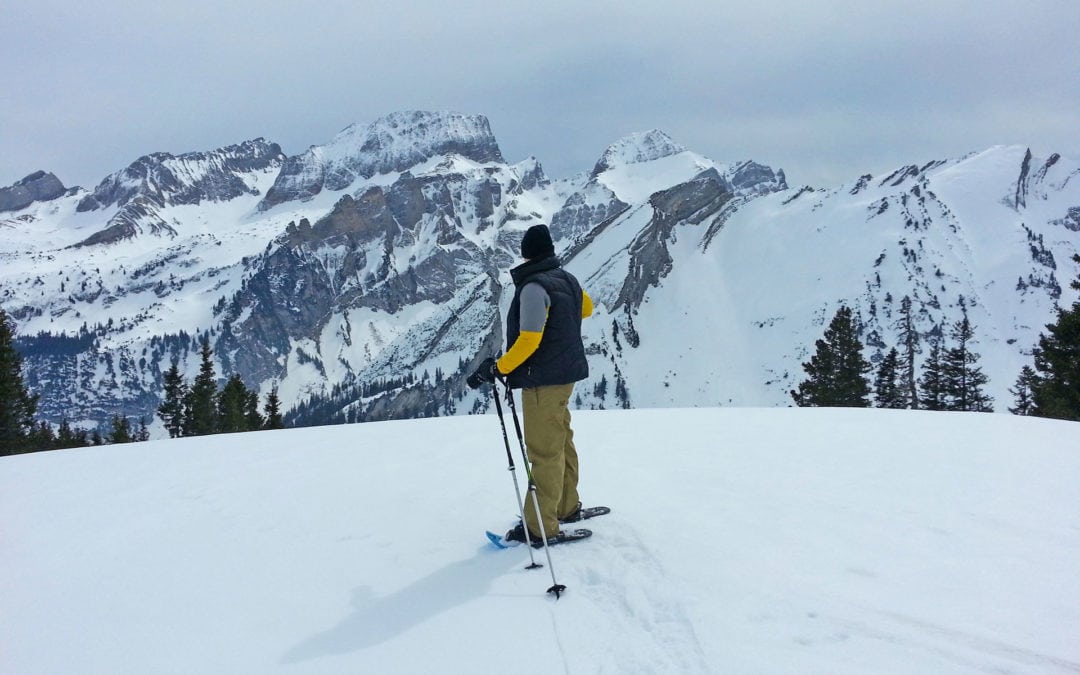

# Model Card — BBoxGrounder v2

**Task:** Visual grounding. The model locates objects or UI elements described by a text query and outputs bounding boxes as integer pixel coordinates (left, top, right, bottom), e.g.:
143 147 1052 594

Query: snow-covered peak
591 130 688 177
510 156 549 191
328 110 503 167
259 111 504 210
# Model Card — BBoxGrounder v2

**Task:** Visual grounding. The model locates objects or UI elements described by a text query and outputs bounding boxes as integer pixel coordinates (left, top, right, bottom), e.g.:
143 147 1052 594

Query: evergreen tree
31 421 56 450
263 384 284 430
217 373 250 433
1009 365 1039 416
107 414 133 444
0 308 39 455
157 361 187 438
135 417 151 442
792 305 872 407
244 389 264 431
874 347 907 408
1029 255 1080 420
918 330 946 411
941 314 993 412
615 374 631 409
184 338 219 436
593 375 608 400
57 418 79 448
896 295 920 408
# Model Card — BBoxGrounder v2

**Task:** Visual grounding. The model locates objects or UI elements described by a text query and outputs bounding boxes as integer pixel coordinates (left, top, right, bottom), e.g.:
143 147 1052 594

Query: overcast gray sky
2 0 1077 190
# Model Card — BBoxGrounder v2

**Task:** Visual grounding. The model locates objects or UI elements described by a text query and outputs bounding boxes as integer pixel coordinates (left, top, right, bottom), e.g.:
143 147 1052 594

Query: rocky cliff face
0 171 68 212
728 160 787 196
611 169 735 311
213 151 531 419
550 184 629 244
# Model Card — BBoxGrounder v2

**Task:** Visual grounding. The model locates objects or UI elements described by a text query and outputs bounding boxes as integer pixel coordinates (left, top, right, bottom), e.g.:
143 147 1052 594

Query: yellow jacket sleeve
496 329 543 375
582 290 593 318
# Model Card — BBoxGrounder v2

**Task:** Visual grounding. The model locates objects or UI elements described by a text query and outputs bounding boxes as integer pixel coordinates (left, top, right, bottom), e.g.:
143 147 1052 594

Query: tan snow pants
520 382 580 538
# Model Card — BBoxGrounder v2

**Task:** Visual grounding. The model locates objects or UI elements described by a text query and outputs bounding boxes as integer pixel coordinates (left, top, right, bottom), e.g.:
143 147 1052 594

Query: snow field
2 407 1078 674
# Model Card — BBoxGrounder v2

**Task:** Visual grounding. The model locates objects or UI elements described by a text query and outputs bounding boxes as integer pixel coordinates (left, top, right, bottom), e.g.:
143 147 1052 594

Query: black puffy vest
506 256 589 389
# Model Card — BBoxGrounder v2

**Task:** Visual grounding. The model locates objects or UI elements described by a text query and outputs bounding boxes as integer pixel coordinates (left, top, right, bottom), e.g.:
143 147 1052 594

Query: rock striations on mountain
258 111 504 210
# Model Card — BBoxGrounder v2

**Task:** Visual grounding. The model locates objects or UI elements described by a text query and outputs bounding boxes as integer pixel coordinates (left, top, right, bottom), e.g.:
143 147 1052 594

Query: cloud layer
2 0 1077 189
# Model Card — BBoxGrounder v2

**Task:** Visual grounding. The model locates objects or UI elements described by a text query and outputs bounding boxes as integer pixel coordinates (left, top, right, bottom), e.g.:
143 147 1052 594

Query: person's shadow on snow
281 544 527 664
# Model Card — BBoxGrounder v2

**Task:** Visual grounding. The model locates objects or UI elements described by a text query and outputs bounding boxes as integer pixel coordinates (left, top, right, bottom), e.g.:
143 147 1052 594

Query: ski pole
502 381 567 599
490 380 542 570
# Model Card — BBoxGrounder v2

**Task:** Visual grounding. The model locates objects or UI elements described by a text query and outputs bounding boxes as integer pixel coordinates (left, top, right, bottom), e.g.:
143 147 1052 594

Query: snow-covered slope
2 408 1078 674
568 145 1080 409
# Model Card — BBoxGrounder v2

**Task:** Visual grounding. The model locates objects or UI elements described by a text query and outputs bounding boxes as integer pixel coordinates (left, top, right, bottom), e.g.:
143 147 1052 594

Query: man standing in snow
467 224 593 544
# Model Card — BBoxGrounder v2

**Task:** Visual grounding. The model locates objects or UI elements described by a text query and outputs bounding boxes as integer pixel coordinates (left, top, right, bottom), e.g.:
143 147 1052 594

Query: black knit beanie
520 224 555 260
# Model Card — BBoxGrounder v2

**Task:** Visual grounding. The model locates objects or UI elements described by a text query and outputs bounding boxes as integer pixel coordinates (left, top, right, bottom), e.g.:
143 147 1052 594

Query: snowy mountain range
1 110 1077 433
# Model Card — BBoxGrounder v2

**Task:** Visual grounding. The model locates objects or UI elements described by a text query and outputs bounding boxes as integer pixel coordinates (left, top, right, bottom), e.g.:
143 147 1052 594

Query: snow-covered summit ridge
75 138 285 212
258 111 504 210
330 110 503 166
592 129 688 177
584 129 785 206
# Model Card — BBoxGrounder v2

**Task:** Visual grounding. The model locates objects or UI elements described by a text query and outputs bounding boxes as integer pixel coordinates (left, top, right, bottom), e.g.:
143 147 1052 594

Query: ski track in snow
813 609 1080 674
556 517 710 674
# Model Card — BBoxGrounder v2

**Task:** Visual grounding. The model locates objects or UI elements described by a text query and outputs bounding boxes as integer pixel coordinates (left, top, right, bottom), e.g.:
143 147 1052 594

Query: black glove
466 357 500 389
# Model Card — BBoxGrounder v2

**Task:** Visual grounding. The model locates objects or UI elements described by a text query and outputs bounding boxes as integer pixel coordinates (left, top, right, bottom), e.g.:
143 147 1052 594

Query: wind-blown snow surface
3 408 1078 674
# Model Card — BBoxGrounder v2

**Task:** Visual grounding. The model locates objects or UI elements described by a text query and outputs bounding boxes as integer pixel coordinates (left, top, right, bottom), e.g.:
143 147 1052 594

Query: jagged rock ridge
71 139 285 246
0 171 68 212
77 139 284 212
